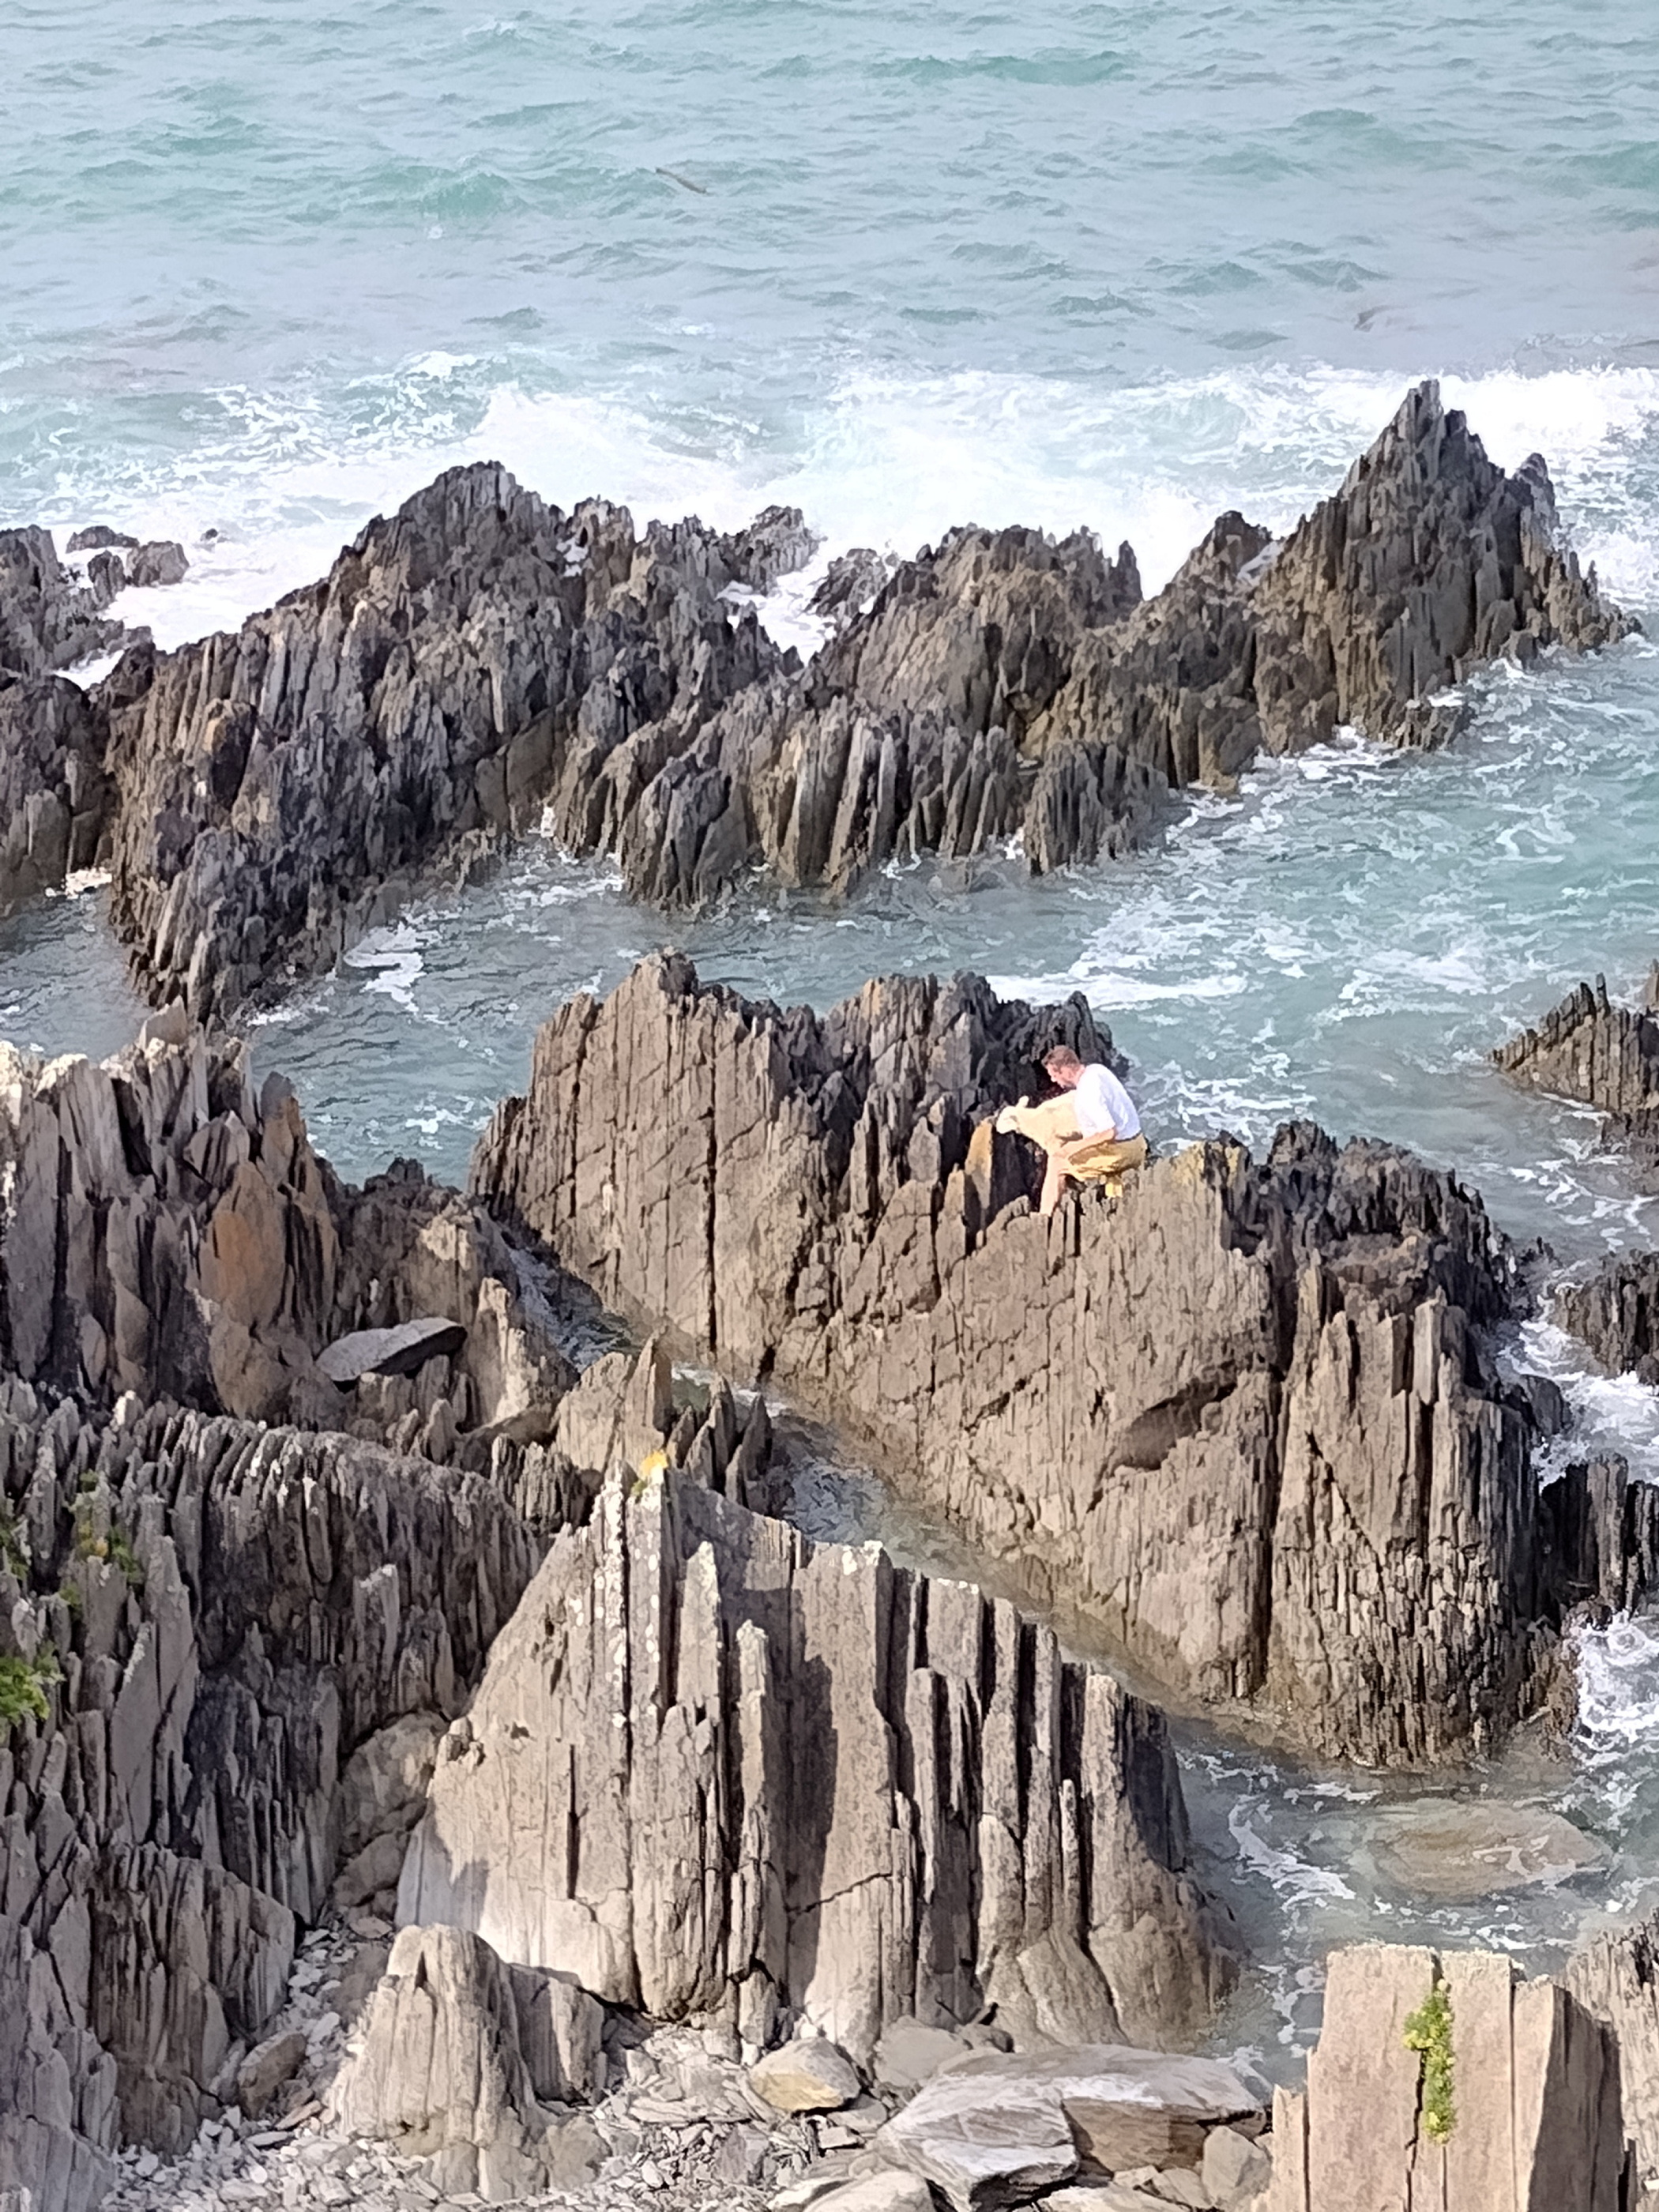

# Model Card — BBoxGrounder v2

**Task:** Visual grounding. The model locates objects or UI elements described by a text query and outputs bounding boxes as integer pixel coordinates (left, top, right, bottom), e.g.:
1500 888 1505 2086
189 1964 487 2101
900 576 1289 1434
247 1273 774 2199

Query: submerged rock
472 954 1653 1766
1370 1800 1610 1901
399 1457 1233 2062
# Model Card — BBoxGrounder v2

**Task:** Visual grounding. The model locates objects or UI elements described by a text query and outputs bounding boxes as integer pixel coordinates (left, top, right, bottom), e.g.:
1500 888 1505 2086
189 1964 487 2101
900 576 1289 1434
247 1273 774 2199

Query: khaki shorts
1066 1130 1149 1186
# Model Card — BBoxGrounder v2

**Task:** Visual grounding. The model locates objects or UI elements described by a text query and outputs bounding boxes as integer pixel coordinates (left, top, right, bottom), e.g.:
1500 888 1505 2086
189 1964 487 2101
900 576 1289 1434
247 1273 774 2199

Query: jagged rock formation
1494 969 1659 1194
0 675 112 917
0 1331 764 2212
1564 1909 1659 2206
0 1386 542 2206
1269 1945 1628 2211
1 386 1628 1022
1559 1259 1659 1387
472 954 1654 1766
546 381 1632 915
329 1924 605 2199
0 527 129 681
0 1013 575 1463
399 1457 1234 2069
89 466 811 1019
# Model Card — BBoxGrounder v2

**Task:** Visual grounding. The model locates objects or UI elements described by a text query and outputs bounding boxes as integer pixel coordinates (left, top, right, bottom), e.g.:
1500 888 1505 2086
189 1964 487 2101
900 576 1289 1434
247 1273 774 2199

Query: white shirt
1073 1062 1140 1141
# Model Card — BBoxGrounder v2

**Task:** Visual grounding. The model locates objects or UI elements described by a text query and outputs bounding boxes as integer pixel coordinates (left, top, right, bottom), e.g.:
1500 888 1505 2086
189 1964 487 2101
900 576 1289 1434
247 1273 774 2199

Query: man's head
1042 1044 1084 1090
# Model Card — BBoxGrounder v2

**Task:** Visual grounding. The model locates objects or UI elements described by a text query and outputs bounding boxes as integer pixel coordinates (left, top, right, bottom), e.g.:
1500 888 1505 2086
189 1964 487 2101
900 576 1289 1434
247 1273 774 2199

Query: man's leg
1039 1149 1070 1217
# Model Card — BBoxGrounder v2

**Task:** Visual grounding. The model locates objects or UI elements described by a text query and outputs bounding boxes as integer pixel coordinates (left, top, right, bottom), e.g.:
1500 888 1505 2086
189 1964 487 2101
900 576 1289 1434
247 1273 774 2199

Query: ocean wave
19 352 1659 660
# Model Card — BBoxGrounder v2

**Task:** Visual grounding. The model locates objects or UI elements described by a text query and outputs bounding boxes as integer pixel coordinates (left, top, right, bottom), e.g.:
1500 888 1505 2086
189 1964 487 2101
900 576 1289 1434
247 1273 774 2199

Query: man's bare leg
1039 1151 1070 1217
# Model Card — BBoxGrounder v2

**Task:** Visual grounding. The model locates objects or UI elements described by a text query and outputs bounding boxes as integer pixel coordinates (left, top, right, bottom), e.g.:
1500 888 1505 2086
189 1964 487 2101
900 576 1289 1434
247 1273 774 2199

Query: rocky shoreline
0 381 1636 1022
2 387 1659 2212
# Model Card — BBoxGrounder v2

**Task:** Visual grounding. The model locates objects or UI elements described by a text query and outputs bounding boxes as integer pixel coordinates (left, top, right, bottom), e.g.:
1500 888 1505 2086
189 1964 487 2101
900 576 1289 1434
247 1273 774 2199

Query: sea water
7 0 1659 2071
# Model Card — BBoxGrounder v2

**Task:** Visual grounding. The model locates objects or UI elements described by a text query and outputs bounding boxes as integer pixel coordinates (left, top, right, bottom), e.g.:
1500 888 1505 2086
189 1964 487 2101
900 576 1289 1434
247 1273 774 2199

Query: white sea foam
34 356 1659 664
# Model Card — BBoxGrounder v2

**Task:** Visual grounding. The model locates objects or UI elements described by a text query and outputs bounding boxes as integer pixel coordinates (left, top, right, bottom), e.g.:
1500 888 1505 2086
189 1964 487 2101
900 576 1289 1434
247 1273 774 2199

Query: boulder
750 2037 863 2113
471 954 1650 1766
872 2045 1260 2211
399 1459 1232 2061
1371 1800 1609 1901
1202 2124 1271 2208
338 1712 448 1860
328 1924 600 2201
811 2177 937 2212
126 540 190 589
234 2030 307 2119
318 1318 469 1384
873 2016 976 2092
67 526 139 553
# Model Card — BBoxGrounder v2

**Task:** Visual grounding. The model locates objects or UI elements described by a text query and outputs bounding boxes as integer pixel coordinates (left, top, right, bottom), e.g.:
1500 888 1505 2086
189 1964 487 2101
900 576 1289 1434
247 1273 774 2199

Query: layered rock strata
0 526 129 682
2 386 1629 1020
0 1013 574 1462
0 1385 540 2206
399 1457 1234 2067
0 1330 766 2212
472 954 1652 1765
1493 969 1659 1194
1269 1944 1628 2212
96 468 811 1018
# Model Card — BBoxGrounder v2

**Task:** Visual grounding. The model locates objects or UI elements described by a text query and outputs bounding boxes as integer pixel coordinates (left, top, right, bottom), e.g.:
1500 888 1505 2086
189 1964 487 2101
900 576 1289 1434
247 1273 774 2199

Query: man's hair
1042 1044 1084 1075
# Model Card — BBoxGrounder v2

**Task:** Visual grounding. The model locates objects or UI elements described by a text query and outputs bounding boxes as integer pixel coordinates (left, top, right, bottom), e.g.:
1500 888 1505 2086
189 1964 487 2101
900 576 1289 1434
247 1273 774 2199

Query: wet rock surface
96 465 804 1020
0 386 1631 1020
0 525 130 681
472 953 1647 1766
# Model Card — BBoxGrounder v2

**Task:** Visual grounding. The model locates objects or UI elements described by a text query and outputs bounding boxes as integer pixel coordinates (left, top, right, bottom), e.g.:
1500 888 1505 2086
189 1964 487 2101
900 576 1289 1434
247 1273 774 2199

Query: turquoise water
9 0 1659 2071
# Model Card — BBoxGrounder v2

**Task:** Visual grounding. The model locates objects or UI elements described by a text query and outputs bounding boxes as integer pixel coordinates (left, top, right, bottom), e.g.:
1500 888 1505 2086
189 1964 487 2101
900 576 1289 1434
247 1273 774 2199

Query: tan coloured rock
401 1460 1232 2061
1274 1943 1627 2212
1371 1800 1608 1901
234 2030 307 2119
1202 2124 1271 2208
750 2037 862 2113
0 1021 578 1465
873 2045 1259 2211
328 1924 603 2201
471 954 1640 1766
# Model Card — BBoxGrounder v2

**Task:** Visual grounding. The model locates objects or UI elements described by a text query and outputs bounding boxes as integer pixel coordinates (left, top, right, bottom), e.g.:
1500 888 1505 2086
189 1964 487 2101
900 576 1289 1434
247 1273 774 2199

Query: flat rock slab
318 1316 467 1385
875 2045 1261 2211
1372 1800 1610 1900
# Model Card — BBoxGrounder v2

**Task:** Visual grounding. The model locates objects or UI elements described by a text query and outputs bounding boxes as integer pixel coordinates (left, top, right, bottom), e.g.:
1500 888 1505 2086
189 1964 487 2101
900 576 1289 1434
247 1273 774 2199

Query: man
995 1044 1148 1217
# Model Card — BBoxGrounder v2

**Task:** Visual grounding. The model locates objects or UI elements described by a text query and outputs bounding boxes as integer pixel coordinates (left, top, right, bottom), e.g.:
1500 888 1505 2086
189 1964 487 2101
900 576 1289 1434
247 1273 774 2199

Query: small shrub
1404 1974 1455 2143
0 1503 25 1582
0 1651 60 1730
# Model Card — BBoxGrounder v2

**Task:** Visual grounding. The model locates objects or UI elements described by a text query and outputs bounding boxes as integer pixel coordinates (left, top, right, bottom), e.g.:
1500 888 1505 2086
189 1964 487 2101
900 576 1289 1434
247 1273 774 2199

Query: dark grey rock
126 541 190 589
66 526 140 554
318 1318 470 1385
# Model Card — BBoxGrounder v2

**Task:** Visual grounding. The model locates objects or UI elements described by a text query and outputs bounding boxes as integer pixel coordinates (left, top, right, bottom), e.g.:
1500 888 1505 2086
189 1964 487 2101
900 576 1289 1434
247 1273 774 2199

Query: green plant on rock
1404 1973 1456 2144
0 1651 61 1730
0 1502 26 1582
73 1509 144 1589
